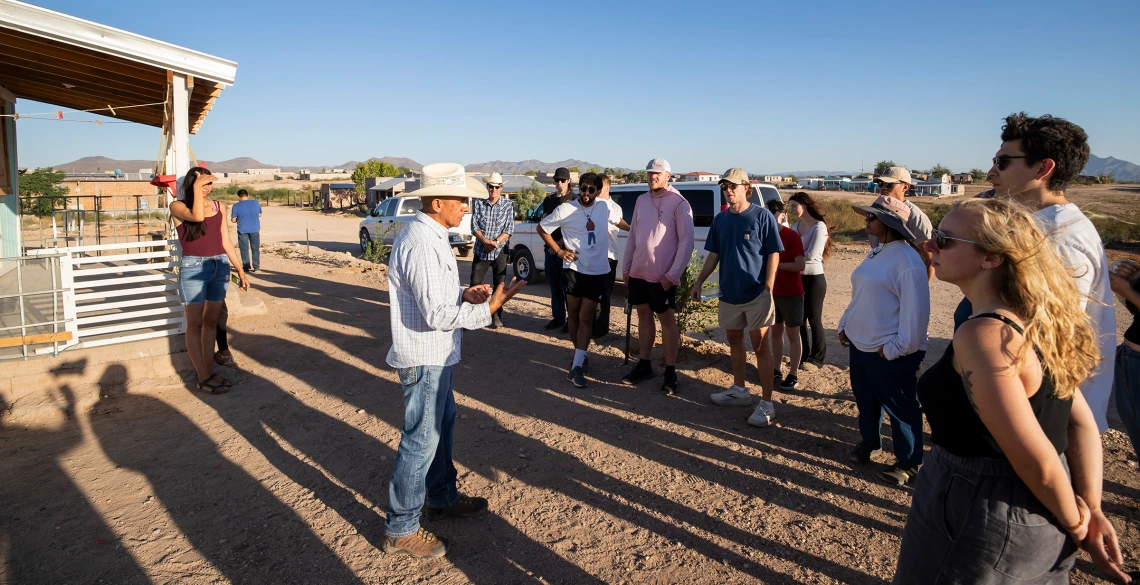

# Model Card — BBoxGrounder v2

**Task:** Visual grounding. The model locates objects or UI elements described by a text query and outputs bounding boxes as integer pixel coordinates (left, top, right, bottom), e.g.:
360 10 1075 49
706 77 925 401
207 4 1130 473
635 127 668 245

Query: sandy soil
1 205 1137 584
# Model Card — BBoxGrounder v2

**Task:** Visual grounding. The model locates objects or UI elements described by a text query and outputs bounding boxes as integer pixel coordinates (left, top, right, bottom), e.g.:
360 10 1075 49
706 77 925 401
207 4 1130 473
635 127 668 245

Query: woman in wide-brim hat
839 195 932 486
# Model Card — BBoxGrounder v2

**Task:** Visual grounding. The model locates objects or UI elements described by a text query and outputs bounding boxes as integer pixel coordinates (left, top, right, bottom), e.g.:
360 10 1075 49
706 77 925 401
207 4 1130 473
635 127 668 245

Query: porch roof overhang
0 0 237 133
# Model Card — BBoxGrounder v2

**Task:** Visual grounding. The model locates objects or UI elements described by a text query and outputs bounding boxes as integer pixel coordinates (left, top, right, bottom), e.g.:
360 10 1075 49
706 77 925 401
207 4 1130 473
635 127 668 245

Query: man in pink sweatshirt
620 158 696 394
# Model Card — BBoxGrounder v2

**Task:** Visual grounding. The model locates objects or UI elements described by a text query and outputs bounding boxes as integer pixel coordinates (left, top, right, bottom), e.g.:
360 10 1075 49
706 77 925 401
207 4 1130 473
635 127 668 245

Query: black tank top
917 313 1072 459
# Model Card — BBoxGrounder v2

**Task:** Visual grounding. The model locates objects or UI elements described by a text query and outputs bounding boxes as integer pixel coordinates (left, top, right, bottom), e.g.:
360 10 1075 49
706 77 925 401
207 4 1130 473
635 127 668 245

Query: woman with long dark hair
788 191 831 365
171 167 249 393
894 198 1126 583
839 195 930 486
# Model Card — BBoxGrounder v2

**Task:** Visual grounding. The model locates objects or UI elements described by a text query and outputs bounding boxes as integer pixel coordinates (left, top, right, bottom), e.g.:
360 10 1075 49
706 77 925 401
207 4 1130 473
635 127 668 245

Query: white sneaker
747 400 776 427
710 385 752 407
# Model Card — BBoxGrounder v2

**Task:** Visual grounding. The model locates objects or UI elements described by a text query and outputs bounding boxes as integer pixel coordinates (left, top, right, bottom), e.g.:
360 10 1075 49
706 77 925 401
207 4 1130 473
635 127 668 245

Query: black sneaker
621 361 655 385
569 358 590 377
778 374 798 391
661 370 678 395
543 319 565 331
850 441 883 465
773 370 782 388
569 366 588 388
879 464 920 486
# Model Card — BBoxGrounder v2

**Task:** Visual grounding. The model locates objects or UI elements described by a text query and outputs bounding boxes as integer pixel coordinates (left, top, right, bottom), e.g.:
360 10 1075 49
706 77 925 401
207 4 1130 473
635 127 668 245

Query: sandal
196 377 229 394
209 373 234 388
214 351 237 368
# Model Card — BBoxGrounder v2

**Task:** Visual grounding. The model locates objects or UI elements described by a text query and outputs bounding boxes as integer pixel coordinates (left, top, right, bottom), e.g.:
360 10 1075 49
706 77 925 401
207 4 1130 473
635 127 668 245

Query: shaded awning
368 177 409 191
0 0 237 133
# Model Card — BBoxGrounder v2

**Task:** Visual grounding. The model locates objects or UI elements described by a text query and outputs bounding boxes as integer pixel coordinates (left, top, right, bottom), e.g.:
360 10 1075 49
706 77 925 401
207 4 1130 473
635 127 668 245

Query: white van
359 195 475 255
508 181 783 282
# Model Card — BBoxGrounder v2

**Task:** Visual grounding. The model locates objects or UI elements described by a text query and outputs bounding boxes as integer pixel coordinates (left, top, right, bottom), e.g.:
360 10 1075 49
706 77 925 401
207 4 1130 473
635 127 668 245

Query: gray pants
894 446 1077 584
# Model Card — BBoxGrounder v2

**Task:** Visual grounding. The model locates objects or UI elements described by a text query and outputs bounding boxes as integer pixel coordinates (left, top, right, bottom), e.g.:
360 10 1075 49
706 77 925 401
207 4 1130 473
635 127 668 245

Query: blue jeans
849 346 926 467
544 249 567 323
237 232 260 271
385 365 459 538
1114 344 1140 457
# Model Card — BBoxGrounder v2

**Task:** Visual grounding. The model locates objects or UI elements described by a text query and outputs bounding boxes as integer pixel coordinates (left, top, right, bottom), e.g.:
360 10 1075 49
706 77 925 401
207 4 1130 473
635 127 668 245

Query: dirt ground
1 205 1138 584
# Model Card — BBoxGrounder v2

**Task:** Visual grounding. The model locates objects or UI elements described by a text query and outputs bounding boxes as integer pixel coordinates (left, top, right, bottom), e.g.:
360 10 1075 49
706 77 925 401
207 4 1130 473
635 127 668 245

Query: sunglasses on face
930 228 976 249
580 186 598 195
556 179 569 183
865 213 878 221
992 155 1030 171
488 185 502 190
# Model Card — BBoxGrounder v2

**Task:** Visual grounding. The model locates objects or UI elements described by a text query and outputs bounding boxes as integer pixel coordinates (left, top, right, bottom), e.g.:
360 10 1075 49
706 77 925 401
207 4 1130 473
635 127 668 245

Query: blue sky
13 0 1140 174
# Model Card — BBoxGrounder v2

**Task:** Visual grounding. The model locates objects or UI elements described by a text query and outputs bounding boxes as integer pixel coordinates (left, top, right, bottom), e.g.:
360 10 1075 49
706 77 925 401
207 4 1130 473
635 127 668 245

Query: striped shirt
471 197 515 260
386 212 491 368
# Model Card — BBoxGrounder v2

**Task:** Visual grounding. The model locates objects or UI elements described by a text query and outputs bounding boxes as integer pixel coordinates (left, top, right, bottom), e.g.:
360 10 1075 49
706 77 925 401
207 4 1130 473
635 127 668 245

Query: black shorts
627 276 677 315
773 294 805 327
564 269 607 303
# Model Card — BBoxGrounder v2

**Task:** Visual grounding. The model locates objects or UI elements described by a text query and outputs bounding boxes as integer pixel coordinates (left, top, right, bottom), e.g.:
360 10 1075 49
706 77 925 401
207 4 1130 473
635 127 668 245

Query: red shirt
773 225 805 296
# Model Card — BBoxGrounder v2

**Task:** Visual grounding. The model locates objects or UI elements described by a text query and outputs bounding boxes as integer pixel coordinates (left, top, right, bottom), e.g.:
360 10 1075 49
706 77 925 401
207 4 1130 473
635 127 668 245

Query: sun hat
485 172 504 187
406 162 488 199
646 158 672 174
875 166 913 185
852 195 916 240
719 167 749 185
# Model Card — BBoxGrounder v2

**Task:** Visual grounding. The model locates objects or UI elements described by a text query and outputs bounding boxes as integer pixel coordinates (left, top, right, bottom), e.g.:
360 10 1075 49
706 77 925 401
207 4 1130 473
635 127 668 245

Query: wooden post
165 71 192 180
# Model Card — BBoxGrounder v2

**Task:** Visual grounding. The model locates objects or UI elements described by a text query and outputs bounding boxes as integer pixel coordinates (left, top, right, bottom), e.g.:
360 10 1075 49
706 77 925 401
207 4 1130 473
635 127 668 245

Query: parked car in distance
508 181 783 283
359 195 475 255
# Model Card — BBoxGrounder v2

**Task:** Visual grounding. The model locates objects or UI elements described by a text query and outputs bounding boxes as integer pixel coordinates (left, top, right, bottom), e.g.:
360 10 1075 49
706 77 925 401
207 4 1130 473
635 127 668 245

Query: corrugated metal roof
369 177 410 191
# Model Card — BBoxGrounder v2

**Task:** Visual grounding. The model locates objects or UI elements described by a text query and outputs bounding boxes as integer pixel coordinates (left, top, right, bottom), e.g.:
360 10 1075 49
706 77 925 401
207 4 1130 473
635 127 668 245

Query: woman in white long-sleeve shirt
788 192 831 365
839 195 931 486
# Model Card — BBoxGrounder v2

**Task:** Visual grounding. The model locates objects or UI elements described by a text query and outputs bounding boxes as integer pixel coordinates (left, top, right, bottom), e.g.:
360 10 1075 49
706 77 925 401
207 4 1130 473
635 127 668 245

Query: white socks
572 349 587 368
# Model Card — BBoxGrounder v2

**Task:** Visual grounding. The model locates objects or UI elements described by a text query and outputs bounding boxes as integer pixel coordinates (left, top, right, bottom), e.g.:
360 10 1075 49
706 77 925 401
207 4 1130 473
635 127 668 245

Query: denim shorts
178 254 230 305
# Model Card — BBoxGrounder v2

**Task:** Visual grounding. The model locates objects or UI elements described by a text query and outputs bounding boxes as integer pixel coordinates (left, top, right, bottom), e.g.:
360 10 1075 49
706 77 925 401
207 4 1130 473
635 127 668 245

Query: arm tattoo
958 366 980 413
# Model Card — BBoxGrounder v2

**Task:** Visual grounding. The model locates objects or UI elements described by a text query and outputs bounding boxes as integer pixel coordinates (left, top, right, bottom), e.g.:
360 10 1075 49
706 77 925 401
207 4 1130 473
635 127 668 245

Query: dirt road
2 205 1137 584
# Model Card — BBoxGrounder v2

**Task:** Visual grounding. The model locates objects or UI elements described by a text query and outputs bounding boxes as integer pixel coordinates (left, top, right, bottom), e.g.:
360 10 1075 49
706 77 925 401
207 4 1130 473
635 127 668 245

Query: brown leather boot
426 495 488 519
383 527 448 559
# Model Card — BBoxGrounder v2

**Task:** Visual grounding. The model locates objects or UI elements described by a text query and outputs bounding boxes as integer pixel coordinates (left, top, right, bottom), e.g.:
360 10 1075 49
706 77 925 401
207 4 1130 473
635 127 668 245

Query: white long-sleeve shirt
793 220 828 276
838 241 930 360
386 212 491 368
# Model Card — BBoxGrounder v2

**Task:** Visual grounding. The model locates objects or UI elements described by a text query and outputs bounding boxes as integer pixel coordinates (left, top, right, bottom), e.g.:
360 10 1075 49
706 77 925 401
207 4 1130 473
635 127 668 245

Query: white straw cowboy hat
408 162 488 199
484 172 505 187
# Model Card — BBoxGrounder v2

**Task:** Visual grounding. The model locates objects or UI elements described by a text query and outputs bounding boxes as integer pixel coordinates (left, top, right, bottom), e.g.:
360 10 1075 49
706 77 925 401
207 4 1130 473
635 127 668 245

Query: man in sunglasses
538 172 624 387
471 172 515 328
871 167 934 279
978 112 1116 434
541 167 575 332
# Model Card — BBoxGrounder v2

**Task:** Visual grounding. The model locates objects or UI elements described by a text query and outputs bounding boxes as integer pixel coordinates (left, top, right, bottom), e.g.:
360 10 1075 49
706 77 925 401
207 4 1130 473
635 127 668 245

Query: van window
757 186 781 204
400 198 422 215
384 199 399 217
679 188 715 227
614 191 639 224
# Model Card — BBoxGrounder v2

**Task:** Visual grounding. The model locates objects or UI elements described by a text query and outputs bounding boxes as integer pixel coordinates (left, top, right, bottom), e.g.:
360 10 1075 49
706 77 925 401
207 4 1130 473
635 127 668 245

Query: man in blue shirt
691 168 783 426
230 189 263 272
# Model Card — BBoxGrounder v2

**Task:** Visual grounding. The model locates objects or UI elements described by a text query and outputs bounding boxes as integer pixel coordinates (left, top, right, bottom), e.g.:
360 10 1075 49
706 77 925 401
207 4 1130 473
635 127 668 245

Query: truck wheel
457 245 472 257
359 229 372 253
512 248 535 283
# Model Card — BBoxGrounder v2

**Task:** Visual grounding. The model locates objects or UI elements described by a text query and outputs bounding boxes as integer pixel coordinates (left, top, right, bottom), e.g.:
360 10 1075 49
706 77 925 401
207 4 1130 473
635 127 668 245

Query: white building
761 175 784 183
245 168 280 175
676 172 720 182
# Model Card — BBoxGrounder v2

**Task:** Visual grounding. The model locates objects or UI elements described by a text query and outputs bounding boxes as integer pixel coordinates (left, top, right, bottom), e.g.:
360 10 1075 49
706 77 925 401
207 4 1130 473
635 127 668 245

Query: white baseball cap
645 158 672 174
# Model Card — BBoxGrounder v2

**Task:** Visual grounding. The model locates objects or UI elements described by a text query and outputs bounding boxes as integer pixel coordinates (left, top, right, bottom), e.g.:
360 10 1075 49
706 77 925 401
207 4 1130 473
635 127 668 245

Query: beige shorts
718 290 774 331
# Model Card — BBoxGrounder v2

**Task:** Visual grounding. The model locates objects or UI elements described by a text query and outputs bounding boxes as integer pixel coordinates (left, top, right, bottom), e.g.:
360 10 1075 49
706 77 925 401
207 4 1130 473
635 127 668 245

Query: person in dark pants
593 174 629 337
541 167 574 332
230 189 262 273
470 173 515 329
787 192 831 365
213 301 236 367
838 195 930 486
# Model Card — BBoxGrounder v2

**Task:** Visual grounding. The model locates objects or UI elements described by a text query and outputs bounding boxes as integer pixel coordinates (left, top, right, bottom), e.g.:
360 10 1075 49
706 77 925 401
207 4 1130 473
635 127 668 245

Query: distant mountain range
773 170 863 178
464 159 608 174
1083 155 1140 182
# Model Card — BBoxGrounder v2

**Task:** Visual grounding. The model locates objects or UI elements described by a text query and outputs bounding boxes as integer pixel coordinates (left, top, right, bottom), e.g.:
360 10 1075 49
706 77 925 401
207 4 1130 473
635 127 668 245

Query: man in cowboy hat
872 166 933 278
620 157 695 395
540 167 575 332
470 172 516 328
384 162 526 559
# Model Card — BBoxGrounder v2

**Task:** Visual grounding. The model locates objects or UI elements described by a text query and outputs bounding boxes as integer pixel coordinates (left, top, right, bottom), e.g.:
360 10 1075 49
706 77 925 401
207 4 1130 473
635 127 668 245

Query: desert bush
675 251 719 338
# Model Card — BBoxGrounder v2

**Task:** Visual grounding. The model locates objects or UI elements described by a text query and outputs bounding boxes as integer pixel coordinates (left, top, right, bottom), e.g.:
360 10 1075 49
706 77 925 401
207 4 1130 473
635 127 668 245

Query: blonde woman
894 199 1127 584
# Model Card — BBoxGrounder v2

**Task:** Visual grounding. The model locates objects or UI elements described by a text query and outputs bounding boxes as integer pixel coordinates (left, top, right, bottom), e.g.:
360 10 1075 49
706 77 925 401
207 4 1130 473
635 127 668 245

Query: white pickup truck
358 195 476 255
508 181 783 282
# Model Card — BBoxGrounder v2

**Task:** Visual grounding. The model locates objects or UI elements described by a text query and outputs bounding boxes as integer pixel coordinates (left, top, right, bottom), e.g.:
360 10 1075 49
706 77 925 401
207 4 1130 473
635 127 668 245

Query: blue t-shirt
231 199 262 233
704 204 783 305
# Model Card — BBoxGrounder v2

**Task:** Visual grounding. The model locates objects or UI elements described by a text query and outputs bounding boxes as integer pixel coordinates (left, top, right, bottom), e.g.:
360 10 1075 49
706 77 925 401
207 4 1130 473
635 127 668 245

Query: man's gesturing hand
489 277 527 314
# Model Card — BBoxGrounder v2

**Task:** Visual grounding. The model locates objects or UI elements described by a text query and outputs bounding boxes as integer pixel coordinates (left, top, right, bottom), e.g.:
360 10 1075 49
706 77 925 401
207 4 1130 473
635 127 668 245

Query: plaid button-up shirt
386 212 491 368
471 197 515 260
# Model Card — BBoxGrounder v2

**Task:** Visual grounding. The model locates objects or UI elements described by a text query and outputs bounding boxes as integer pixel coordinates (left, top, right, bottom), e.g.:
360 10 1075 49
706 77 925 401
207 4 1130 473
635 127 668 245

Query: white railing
26 238 184 353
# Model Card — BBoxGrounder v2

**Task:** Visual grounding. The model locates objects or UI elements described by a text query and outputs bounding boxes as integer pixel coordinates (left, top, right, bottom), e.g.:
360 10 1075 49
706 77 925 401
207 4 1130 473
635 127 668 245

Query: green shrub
361 240 390 263
675 251 718 338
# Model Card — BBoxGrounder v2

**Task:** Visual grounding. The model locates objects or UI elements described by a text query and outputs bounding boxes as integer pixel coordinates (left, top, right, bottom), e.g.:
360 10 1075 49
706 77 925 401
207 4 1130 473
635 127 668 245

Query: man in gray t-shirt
870 166 933 279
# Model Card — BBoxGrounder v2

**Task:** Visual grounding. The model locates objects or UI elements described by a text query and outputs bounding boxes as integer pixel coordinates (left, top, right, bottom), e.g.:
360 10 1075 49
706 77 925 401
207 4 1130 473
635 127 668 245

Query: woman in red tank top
171 167 249 393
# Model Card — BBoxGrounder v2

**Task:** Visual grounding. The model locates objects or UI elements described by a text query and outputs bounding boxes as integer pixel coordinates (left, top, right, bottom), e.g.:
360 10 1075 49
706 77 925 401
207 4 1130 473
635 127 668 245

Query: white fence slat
48 239 178 254
76 273 176 289
77 296 178 313
77 317 184 338
73 283 178 301
77 305 181 326
70 250 171 265
73 262 177 277
77 328 182 349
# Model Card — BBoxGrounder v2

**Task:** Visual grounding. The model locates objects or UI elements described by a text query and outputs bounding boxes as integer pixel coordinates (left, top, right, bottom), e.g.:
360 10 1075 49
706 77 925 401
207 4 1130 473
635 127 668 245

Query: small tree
512 183 547 220
787 174 798 183
524 170 538 177
874 160 897 176
970 168 987 182
585 166 602 174
928 163 952 180
625 170 648 183
674 251 718 338
19 168 69 217
351 160 401 194
568 166 581 173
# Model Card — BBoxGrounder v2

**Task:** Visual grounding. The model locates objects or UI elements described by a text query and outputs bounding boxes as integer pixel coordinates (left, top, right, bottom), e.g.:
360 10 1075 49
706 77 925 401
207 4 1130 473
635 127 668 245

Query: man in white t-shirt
538 171 623 388
986 112 1116 434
